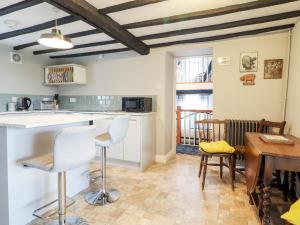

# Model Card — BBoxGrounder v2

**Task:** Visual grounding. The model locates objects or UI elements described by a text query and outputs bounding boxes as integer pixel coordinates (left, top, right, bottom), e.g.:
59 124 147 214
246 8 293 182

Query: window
176 56 213 83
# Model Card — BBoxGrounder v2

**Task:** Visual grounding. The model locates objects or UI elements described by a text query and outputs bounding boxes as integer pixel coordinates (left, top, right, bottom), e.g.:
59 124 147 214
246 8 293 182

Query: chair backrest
196 119 227 143
108 115 130 145
259 118 286 135
52 125 96 172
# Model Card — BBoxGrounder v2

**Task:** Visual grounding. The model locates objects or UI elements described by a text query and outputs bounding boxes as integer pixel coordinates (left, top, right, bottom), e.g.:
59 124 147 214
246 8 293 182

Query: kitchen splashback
59 95 157 112
0 93 52 112
0 93 157 112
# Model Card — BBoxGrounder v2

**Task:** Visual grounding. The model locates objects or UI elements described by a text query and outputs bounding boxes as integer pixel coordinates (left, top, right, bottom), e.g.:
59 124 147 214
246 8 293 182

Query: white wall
213 32 288 121
0 44 56 95
58 31 289 157
286 21 300 137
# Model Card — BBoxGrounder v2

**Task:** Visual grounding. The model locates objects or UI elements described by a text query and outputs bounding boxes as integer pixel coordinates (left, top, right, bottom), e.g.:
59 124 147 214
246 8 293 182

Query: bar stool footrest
33 197 75 220
45 216 90 225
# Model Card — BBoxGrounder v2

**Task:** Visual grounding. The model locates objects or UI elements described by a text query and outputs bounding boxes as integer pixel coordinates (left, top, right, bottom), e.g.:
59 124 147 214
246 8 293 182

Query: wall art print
240 52 258 72
264 59 283 79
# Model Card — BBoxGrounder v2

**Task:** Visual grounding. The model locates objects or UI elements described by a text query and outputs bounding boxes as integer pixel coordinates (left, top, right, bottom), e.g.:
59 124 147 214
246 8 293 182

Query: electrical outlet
70 98 76 103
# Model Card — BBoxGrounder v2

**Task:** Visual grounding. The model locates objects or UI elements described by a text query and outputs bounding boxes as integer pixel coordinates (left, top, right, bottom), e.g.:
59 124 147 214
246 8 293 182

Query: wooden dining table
245 132 300 225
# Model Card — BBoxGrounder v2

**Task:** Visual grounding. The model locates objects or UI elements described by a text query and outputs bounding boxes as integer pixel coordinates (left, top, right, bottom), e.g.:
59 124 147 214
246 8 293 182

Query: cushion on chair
22 153 54 171
199 141 235 154
281 199 300 225
95 133 111 147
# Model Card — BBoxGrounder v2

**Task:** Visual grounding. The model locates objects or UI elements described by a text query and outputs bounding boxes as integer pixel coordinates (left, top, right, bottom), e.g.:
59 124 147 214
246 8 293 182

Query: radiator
226 120 260 147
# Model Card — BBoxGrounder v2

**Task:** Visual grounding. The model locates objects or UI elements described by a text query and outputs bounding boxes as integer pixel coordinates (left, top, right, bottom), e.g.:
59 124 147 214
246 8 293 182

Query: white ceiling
0 0 299 58
0 3 69 33
108 0 254 24
0 0 24 9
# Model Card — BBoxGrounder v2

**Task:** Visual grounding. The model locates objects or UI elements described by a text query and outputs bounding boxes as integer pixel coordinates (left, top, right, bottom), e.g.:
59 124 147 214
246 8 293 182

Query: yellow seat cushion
199 141 235 154
281 199 300 225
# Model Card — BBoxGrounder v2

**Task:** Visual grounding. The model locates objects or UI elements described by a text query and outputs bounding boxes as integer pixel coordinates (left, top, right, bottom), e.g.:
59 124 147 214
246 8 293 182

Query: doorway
174 51 213 155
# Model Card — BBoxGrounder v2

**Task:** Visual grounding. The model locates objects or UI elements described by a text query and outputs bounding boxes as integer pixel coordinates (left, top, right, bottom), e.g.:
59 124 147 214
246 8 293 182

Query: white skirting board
155 149 175 163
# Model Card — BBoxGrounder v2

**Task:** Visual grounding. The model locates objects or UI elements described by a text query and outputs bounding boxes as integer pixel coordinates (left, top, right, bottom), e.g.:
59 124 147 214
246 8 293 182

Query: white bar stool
85 115 130 206
23 125 96 225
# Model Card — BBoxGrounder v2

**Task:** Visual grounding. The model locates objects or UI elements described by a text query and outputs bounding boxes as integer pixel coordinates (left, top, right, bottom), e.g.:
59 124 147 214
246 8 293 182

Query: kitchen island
0 113 98 225
0 111 156 225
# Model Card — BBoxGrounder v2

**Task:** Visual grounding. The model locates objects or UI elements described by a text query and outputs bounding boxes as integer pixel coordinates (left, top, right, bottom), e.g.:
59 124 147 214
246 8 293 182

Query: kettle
17 97 32 111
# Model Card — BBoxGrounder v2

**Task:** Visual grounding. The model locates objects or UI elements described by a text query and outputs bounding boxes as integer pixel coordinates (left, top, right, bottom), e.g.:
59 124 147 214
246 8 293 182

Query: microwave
122 97 152 112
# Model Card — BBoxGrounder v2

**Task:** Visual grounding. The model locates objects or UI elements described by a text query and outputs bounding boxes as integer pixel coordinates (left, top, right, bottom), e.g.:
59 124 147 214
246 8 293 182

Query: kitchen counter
0 110 155 128
0 110 155 116
0 113 96 128
0 112 97 225
0 110 156 225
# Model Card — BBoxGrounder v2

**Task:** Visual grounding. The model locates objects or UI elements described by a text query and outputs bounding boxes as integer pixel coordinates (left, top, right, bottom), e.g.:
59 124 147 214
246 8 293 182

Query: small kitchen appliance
17 97 32 111
122 97 152 112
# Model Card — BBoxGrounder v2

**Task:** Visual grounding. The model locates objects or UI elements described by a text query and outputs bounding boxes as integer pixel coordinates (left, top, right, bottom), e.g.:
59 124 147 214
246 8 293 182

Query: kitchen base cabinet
93 113 156 171
124 118 140 163
107 142 123 160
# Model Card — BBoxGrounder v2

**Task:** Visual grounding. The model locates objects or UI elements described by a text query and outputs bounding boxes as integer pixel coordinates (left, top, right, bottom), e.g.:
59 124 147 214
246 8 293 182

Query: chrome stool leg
85 147 120 206
46 172 89 225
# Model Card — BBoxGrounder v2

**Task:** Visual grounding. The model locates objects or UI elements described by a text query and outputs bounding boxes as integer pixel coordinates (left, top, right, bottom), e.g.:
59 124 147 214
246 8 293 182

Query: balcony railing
176 106 213 145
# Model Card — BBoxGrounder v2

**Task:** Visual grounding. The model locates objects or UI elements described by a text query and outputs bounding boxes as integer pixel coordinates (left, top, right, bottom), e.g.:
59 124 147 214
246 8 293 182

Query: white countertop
0 113 96 128
0 110 155 128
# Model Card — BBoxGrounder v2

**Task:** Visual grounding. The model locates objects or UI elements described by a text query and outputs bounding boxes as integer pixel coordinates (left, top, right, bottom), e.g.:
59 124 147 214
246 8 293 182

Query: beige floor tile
30 154 260 225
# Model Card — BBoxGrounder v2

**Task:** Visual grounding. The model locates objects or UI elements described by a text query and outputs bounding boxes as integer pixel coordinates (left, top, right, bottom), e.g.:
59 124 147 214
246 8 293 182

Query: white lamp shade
38 29 73 49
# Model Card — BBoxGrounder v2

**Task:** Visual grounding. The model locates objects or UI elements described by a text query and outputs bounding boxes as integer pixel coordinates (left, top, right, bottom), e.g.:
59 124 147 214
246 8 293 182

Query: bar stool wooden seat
196 119 235 191
85 115 130 206
23 125 96 225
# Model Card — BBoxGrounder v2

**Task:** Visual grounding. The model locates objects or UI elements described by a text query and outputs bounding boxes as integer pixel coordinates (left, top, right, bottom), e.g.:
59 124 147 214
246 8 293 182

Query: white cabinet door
124 119 140 162
107 142 123 160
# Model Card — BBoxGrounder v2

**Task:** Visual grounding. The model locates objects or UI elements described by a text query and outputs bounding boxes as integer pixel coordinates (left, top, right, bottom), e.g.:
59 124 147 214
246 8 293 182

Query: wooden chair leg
229 155 234 191
220 157 223 179
202 156 208 190
232 154 236 181
198 155 204 178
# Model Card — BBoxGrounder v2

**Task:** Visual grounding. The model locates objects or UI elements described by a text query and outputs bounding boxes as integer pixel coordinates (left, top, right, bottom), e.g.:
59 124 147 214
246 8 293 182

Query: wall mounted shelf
44 64 86 86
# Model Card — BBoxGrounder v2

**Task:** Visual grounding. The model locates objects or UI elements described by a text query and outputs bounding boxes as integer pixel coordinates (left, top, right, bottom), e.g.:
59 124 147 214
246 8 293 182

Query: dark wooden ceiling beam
50 48 130 58
0 16 77 40
42 0 149 55
33 10 300 55
99 0 167 14
14 0 166 50
0 0 42 16
34 40 118 55
49 24 294 59
14 28 102 50
139 10 300 40
13 0 296 50
123 0 297 29
150 24 294 48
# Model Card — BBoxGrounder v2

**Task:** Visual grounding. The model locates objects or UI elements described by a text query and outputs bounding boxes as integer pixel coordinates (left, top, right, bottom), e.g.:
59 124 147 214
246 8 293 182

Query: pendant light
38 12 73 49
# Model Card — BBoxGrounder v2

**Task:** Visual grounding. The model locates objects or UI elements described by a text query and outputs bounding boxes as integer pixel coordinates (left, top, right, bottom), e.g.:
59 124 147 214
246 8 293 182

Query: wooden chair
196 119 234 191
259 118 286 135
231 119 286 180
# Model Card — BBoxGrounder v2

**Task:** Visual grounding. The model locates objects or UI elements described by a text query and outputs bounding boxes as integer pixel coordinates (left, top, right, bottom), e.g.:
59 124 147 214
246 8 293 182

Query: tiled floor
32 154 260 225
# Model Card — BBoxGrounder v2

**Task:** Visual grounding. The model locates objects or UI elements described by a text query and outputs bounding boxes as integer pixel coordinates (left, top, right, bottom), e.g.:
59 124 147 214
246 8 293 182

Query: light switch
70 98 76 103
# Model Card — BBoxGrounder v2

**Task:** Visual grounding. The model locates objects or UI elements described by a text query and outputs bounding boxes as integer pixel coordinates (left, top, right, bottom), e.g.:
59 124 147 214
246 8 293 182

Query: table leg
262 156 273 225
282 171 289 201
289 172 297 202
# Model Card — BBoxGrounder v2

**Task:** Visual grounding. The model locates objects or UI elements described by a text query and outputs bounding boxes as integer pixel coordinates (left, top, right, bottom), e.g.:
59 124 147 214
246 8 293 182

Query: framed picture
264 59 283 79
240 52 258 72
